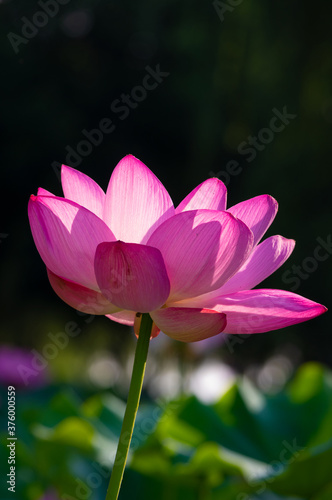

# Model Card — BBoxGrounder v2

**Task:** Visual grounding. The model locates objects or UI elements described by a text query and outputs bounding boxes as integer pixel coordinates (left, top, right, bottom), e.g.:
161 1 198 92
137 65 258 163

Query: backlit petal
106 310 136 326
151 307 227 342
94 241 170 312
37 187 55 197
28 195 115 289
47 269 119 315
61 165 105 219
103 155 175 243
176 178 227 213
147 210 253 301
217 235 295 295
179 289 327 334
227 195 278 246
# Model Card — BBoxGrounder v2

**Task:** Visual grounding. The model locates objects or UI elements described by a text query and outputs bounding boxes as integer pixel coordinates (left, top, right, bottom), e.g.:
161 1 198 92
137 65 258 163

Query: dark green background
1 0 331 369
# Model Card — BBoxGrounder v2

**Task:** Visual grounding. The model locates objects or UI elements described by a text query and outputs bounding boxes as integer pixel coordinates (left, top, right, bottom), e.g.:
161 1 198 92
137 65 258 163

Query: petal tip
61 163 78 180
117 154 143 167
266 194 279 210
61 163 79 179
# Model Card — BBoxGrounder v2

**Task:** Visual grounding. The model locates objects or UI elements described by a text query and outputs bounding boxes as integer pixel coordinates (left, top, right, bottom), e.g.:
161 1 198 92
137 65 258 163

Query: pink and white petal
28 195 115 289
227 195 278 246
47 269 119 315
103 155 175 244
176 178 227 213
182 289 327 334
217 235 296 295
61 165 106 219
106 310 136 326
37 187 56 197
151 307 227 342
147 210 253 302
94 241 170 313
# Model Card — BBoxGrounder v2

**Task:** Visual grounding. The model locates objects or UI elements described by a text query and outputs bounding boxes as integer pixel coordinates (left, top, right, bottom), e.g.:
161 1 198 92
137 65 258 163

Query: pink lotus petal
217 235 296 295
47 269 119 315
150 307 227 342
227 194 278 246
94 241 170 312
147 209 253 302
106 310 136 326
180 289 327 334
103 155 175 244
61 164 105 219
28 195 115 289
175 178 227 213
37 187 55 197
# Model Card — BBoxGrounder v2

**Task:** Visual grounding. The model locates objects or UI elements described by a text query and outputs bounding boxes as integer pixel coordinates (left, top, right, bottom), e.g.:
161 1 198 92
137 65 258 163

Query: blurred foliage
1 362 332 499
0 0 331 367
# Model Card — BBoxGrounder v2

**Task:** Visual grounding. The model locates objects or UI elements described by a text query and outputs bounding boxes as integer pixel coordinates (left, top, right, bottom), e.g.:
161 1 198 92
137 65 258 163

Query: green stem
105 313 152 500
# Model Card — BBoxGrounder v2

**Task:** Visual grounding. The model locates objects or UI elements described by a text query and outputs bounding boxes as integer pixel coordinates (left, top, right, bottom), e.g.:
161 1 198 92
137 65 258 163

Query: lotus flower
28 155 326 342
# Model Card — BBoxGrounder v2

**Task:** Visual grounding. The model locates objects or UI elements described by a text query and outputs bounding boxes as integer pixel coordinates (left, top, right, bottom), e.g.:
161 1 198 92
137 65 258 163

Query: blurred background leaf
1 362 332 499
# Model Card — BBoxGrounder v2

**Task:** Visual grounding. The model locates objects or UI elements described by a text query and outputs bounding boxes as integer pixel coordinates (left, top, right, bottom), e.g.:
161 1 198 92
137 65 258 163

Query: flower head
28 155 326 342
